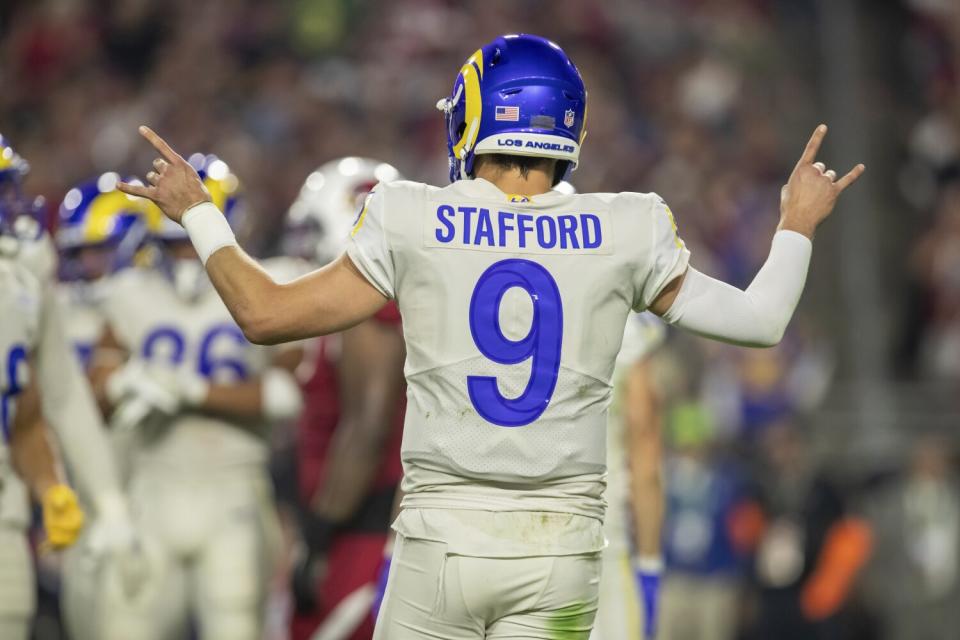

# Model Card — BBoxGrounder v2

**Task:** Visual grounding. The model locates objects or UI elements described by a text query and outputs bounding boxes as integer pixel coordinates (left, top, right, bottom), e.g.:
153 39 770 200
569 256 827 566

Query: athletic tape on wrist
182 202 237 265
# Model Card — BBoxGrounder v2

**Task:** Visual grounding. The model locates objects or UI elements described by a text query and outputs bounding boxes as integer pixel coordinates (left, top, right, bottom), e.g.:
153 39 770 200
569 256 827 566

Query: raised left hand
778 124 865 238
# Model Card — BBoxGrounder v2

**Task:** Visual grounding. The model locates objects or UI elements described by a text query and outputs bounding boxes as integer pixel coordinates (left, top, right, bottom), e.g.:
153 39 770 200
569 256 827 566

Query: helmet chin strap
459 148 470 181
458 117 481 181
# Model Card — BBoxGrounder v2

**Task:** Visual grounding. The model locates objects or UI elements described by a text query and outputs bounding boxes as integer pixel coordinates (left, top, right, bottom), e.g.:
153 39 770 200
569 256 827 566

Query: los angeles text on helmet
496 139 577 154
433 204 610 253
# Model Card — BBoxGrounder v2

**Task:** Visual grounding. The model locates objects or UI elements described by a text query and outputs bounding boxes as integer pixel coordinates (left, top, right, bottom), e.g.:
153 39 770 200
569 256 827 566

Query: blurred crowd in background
2 0 960 638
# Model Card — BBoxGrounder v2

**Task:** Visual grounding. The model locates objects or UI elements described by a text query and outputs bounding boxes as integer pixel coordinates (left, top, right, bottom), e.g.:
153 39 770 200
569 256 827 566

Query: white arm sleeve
36 288 123 513
661 230 812 348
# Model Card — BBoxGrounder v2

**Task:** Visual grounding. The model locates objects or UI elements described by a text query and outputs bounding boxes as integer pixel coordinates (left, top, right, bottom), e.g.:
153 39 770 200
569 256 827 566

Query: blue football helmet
437 34 588 183
0 134 45 249
56 172 152 280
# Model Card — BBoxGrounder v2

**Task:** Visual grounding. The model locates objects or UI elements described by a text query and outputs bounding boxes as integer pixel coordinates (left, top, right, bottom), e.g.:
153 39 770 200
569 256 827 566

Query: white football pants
63 465 281 640
589 548 644 640
0 525 34 640
373 534 601 639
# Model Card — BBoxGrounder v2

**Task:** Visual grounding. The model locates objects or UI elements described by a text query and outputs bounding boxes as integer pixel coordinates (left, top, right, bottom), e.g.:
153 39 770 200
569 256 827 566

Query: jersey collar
454 177 566 206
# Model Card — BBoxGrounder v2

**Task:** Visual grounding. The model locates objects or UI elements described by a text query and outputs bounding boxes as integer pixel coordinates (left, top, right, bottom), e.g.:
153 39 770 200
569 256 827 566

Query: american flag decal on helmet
495 106 520 121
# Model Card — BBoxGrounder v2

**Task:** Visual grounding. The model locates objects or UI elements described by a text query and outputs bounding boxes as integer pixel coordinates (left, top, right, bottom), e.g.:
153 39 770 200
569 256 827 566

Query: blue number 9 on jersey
467 259 563 427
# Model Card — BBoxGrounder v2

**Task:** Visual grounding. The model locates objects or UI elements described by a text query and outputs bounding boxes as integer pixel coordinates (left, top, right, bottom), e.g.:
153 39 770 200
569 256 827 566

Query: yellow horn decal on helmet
83 191 138 244
470 49 484 80
452 49 484 158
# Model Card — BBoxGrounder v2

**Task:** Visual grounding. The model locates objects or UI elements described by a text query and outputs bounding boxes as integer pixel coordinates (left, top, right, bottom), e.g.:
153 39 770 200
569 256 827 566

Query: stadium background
2 0 960 638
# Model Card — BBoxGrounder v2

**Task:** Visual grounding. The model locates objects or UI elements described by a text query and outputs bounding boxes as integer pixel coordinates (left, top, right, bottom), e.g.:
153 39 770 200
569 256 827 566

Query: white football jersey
101 257 302 469
0 258 41 528
347 178 688 522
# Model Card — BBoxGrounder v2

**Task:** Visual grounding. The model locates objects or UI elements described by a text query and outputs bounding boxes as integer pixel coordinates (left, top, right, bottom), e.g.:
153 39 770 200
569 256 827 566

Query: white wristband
182 202 237 265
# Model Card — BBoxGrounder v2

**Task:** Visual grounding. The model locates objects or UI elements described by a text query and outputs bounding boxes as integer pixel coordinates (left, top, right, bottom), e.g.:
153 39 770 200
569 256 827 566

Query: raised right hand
779 124 865 238
117 126 211 225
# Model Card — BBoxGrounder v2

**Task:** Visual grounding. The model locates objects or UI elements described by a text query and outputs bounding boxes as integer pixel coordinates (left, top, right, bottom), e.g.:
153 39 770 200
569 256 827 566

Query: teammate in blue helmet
0 135 46 255
56 172 153 367
56 172 150 282
123 33 865 639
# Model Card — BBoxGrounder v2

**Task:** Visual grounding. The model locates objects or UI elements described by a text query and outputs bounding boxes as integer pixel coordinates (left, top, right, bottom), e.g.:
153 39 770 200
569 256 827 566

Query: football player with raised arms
120 34 865 638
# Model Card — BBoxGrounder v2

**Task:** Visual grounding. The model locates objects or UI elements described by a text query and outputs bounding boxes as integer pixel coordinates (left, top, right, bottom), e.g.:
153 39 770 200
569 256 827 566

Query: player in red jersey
280 158 406 640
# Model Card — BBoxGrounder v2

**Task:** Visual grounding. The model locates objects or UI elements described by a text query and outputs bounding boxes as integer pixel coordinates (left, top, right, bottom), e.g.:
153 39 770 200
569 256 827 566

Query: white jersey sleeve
346 187 396 299
633 195 690 311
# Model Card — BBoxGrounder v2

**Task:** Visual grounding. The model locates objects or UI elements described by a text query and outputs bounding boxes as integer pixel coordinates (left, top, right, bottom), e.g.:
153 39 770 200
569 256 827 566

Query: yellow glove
42 484 85 549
